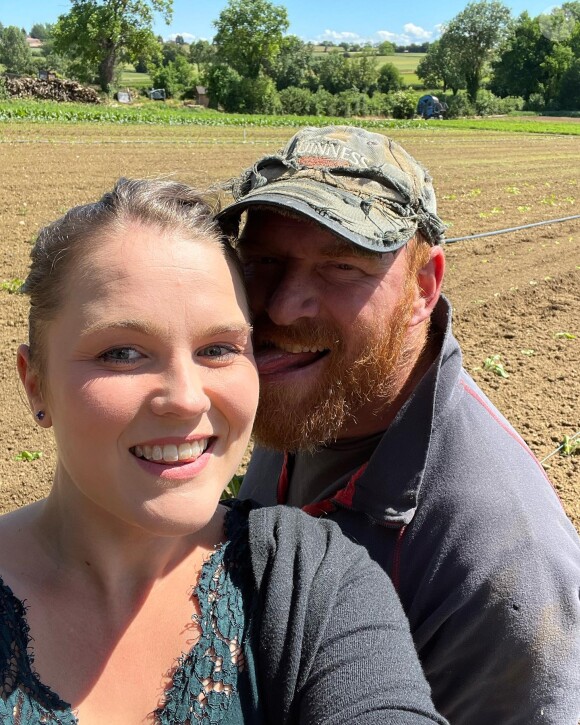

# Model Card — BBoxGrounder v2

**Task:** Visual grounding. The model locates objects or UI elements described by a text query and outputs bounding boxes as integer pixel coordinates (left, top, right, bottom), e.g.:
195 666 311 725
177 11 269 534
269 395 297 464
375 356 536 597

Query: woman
0 179 447 724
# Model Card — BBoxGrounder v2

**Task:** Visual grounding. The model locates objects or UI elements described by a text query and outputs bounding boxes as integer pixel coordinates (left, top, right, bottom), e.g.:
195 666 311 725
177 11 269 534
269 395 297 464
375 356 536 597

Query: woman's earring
35 411 45 421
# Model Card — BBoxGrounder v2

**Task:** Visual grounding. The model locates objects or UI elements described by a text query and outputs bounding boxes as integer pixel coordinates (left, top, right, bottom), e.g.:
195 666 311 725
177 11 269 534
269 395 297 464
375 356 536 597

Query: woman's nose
149 357 211 419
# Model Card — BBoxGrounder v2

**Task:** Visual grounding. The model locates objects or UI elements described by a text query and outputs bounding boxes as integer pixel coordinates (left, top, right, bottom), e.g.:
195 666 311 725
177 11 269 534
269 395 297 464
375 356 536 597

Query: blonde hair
22 178 239 372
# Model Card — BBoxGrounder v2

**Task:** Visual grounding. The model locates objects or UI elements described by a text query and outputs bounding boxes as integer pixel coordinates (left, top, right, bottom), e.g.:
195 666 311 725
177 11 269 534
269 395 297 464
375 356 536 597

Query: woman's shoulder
0 502 44 577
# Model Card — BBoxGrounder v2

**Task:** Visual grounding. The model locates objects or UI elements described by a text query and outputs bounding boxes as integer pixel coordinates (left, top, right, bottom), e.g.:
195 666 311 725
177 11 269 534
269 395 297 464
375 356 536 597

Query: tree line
1 0 580 115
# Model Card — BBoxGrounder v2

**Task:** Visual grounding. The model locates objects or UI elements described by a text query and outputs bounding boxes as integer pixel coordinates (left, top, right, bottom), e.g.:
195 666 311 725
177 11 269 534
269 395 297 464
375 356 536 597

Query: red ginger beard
251 282 423 453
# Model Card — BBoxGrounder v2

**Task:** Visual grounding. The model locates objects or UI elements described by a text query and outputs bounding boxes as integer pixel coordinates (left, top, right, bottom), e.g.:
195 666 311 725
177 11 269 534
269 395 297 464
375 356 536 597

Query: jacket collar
351 296 463 525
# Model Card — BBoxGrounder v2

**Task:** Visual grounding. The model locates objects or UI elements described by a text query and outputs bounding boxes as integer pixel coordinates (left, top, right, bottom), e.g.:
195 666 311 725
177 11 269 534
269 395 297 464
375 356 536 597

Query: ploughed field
0 123 578 529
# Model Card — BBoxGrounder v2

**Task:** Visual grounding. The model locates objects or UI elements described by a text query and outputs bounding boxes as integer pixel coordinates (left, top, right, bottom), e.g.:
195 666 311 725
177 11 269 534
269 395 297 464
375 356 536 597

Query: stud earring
35 411 45 421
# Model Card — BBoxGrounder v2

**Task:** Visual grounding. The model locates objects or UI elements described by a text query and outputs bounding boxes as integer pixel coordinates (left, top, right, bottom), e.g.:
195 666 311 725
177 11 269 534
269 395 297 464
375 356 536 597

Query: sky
0 0 561 45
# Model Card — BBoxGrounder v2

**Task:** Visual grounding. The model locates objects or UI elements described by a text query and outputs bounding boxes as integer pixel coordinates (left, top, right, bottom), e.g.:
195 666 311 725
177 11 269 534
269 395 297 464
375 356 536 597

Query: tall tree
53 0 172 92
490 13 553 100
30 23 53 41
270 35 314 90
444 0 511 102
417 37 465 94
213 0 289 79
0 26 34 74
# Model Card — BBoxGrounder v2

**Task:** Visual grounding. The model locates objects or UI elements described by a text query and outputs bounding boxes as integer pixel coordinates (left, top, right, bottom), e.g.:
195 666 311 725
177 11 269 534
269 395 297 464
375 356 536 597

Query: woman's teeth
133 440 208 463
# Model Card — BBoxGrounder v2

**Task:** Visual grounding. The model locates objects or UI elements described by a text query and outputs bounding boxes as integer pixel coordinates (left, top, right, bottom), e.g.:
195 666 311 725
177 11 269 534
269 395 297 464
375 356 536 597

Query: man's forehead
239 207 383 259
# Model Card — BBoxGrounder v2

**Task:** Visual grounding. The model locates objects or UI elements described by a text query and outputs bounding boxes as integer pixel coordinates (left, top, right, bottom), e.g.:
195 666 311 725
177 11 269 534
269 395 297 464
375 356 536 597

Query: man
217 126 580 724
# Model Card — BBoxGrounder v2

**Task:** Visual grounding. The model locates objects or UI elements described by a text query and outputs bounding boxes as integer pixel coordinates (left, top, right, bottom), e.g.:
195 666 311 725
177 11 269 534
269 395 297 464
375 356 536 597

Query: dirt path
0 124 578 527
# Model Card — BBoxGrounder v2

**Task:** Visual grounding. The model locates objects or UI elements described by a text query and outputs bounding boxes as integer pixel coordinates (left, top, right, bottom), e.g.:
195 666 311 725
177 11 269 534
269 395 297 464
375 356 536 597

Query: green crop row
0 100 578 135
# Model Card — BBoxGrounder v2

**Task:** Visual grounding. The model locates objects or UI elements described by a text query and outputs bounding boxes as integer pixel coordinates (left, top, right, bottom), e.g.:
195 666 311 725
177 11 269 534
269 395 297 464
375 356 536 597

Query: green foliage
0 278 24 293
53 0 172 92
444 0 512 102
377 63 404 93
560 434 580 456
0 26 35 74
390 90 417 119
30 23 53 41
559 58 580 108
213 0 289 79
189 40 215 69
279 86 317 115
491 13 553 101
270 35 314 90
316 52 351 94
417 38 465 94
483 353 509 377
151 55 197 98
377 40 396 56
444 90 476 118
15 450 42 462
348 50 379 93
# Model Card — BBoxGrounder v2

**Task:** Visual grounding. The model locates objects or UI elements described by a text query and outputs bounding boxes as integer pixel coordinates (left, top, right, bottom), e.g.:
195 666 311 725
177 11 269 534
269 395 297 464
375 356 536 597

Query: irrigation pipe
540 431 580 464
444 214 580 244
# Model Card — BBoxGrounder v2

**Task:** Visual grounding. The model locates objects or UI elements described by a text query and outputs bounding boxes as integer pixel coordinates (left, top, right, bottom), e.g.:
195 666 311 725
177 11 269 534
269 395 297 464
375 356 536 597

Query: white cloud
403 23 432 40
167 32 197 43
315 25 441 46
320 29 362 41
377 30 399 42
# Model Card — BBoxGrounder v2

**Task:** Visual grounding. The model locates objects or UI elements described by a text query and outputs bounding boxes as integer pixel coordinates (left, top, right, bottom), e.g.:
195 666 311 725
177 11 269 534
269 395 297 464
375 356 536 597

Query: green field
119 66 152 90
312 49 424 86
1 100 579 136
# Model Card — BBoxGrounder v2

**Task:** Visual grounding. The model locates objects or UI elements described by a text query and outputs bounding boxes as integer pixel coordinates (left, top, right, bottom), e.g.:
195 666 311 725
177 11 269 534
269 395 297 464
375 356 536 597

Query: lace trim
0 502 251 725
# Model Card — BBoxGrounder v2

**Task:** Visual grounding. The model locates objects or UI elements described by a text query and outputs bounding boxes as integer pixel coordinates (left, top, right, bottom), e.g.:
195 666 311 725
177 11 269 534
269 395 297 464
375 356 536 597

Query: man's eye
98 347 143 364
198 344 239 360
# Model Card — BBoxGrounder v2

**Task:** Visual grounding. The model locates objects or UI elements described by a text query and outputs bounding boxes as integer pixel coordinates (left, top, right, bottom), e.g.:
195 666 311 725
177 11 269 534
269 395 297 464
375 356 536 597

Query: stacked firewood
2 75 101 103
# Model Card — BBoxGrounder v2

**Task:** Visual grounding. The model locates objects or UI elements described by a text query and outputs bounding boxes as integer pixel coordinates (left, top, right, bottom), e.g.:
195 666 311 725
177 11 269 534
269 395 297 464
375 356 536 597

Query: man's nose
264 269 321 326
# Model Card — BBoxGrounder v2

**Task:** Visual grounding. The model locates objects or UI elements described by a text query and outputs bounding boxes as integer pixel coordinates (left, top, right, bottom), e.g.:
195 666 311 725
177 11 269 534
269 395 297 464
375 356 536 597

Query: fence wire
444 214 580 244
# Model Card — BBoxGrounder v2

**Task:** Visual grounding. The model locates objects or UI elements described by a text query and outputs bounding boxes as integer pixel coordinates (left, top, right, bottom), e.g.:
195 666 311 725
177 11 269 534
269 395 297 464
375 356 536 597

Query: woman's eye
198 344 238 360
98 347 143 365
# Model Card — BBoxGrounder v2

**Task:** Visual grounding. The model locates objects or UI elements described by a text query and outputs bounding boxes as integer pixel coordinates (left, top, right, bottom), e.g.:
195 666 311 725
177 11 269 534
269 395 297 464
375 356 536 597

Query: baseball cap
217 125 446 252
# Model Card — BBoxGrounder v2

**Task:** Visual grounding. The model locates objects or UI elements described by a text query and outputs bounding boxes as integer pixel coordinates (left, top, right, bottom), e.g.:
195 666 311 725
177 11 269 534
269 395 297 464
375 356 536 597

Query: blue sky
0 0 559 44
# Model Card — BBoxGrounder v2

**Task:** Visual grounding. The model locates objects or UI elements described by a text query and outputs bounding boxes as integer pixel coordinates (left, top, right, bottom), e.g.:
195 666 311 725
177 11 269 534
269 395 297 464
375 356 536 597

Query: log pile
3 76 101 103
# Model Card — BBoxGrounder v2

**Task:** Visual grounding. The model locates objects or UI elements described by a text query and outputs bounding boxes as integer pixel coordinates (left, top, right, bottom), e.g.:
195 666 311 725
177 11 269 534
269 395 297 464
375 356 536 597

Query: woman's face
22 220 258 535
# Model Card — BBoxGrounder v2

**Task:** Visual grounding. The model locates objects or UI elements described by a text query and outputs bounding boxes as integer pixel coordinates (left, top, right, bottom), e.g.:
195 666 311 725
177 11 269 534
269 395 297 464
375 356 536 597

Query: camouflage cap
218 125 446 252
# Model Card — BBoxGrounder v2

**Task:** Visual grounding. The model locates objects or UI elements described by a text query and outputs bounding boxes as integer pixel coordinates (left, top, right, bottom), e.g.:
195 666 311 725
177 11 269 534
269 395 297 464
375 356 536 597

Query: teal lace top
0 502 260 724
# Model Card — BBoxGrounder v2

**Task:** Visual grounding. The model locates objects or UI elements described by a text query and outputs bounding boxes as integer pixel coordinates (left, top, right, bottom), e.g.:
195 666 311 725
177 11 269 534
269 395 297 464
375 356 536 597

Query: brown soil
0 124 578 528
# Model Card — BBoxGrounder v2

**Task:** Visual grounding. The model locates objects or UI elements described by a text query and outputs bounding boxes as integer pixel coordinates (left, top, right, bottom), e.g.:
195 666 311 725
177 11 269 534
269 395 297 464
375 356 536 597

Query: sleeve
398 405 580 725
248 506 448 725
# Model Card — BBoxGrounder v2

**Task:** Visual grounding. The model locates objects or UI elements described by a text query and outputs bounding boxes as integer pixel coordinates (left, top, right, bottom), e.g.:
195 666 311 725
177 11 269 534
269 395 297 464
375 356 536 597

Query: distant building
26 37 43 49
195 86 209 108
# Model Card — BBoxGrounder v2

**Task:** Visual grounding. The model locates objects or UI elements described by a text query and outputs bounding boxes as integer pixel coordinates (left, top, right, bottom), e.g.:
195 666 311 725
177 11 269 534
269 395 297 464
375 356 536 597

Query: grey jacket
246 503 449 724
241 297 580 724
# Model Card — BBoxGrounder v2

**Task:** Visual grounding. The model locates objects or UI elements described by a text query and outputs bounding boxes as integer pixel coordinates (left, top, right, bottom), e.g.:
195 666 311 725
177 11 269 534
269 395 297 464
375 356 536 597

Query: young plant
14 450 42 462
555 332 576 340
483 354 509 378
0 278 23 294
560 435 580 457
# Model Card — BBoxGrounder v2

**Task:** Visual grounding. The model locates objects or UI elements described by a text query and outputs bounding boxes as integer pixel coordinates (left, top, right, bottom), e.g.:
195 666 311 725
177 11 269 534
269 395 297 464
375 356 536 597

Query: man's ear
17 344 51 427
409 246 445 327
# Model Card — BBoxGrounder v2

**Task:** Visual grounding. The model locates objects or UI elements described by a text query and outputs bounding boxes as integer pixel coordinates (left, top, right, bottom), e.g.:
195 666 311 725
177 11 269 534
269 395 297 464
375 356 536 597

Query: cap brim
217 177 417 253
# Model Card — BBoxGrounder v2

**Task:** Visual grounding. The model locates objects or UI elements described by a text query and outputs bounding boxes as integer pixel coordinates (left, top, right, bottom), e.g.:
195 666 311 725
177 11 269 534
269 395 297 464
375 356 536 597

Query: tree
376 62 404 93
444 0 511 102
558 57 580 108
189 39 215 69
270 35 314 90
53 0 172 92
316 51 351 94
30 23 53 41
490 13 553 100
213 0 289 79
377 40 396 55
416 37 465 94
0 26 34 74
348 49 379 93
